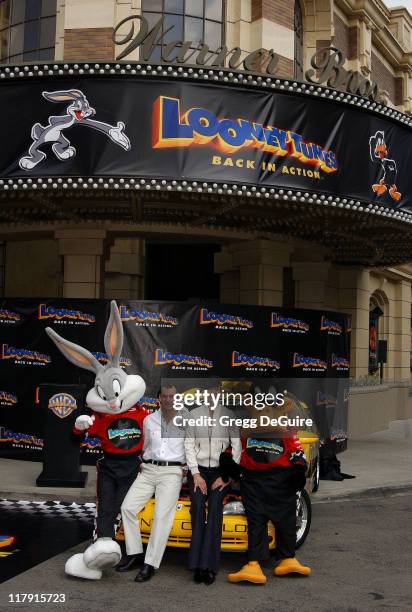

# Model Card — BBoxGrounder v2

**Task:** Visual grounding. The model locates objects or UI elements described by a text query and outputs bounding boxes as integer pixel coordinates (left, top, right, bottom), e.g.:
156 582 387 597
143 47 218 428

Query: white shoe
83 538 121 571
65 553 102 580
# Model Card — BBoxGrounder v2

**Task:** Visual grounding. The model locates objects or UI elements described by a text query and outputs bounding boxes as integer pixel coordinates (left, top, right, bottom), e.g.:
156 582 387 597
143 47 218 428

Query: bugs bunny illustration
19 89 131 170
46 301 147 580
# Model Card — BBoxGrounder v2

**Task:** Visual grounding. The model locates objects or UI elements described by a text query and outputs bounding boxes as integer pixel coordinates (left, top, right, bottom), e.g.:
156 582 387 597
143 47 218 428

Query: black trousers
240 468 297 562
187 466 227 573
95 453 140 539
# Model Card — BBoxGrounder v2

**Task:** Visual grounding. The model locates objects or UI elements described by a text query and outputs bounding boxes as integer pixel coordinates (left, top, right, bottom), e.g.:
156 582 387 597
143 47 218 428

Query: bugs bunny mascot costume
46 301 147 579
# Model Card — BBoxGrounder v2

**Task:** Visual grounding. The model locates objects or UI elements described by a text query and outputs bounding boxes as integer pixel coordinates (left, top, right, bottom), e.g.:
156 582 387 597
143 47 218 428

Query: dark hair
157 382 177 397
203 378 222 390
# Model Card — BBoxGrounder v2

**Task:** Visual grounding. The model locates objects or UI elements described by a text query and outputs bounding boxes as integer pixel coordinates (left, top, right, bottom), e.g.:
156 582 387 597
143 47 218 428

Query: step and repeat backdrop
0 299 350 462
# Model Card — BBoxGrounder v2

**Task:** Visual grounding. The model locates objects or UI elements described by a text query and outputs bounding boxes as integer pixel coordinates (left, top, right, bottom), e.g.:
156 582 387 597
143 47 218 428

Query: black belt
103 451 141 461
142 459 184 467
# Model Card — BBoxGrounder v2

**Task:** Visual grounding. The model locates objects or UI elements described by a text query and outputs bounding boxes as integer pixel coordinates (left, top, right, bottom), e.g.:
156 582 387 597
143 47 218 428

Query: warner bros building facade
1 0 412 436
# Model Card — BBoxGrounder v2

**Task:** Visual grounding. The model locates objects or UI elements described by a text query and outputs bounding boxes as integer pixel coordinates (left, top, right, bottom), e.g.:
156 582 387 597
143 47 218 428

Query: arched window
294 0 303 80
0 0 57 64
369 291 388 375
141 0 225 62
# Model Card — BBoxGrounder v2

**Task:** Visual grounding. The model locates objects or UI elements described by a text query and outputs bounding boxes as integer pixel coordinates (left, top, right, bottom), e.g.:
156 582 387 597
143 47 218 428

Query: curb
312 483 412 503
0 490 96 503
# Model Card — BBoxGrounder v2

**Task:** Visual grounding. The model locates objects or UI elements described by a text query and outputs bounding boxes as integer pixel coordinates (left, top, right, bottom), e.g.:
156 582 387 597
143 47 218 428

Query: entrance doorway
145 241 220 302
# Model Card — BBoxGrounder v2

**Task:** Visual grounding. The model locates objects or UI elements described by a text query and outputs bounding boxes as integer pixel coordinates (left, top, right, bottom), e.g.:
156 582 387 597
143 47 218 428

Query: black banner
0 76 410 209
0 299 350 462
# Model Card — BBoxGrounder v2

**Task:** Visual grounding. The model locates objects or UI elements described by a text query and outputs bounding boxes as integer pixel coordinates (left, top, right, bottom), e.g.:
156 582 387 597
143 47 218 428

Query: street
1 491 411 612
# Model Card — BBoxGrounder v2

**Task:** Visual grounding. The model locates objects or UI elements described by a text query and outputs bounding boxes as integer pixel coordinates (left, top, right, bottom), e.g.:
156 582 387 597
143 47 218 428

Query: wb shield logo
48 393 77 419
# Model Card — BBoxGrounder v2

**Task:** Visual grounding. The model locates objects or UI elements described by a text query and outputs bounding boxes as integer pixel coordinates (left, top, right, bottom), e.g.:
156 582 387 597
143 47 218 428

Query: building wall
64 28 115 61
371 50 403 106
5 240 60 298
1 0 410 109
333 13 357 61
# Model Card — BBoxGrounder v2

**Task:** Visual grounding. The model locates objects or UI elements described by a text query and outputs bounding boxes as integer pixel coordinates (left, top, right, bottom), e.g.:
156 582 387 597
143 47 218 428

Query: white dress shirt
142 408 188 463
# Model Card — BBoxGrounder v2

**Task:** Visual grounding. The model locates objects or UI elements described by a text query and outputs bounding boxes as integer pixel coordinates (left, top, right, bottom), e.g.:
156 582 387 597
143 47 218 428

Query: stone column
292 261 331 310
55 229 107 298
104 238 145 300
392 279 411 382
225 0 251 57
303 0 333 72
214 239 294 306
399 69 412 114
249 0 295 77
63 0 116 61
337 267 371 378
5 239 60 298
358 16 373 76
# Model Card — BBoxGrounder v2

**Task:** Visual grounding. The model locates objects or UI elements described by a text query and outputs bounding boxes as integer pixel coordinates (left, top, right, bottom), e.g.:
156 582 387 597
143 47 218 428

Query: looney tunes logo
38 304 95 325
153 96 338 173
154 349 213 370
199 308 253 330
119 306 178 327
231 351 280 372
271 312 309 333
0 309 21 324
0 391 17 406
292 353 327 372
2 344 51 365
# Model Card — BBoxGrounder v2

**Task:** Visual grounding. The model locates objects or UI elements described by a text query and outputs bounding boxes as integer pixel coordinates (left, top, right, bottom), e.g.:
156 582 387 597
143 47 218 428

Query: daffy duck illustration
369 130 401 202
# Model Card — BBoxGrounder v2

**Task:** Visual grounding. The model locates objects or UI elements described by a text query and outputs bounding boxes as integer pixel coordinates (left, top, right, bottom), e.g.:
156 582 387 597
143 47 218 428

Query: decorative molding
0 61 410 123
1 176 411 226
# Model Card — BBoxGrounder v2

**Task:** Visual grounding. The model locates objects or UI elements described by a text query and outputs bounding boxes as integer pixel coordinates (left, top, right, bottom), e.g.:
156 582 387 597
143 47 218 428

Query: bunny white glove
75 414 95 431
109 122 131 151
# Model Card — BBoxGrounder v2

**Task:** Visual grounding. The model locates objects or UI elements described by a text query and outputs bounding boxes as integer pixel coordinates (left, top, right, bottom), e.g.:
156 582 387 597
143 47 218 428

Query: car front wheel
295 489 311 549
312 455 320 493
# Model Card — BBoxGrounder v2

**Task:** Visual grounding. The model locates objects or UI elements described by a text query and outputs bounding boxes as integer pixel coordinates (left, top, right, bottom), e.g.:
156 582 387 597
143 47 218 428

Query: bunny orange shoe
228 561 267 584
274 557 311 576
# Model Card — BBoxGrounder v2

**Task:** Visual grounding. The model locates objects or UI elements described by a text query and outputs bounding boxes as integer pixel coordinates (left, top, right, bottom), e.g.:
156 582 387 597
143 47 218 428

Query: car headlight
223 501 245 515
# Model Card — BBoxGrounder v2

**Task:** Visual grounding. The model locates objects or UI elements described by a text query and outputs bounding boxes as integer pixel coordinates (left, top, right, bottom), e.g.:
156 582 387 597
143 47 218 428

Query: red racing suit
238 434 307 561
73 404 149 538
239 434 307 471
73 404 148 455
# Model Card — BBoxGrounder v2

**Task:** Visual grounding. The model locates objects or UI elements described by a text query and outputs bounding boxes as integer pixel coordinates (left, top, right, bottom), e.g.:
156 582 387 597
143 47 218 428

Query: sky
383 0 412 11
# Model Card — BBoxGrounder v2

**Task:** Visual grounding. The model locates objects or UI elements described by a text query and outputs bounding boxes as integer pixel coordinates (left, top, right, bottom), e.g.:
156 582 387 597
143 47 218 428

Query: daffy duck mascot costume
220 393 311 584
369 130 401 203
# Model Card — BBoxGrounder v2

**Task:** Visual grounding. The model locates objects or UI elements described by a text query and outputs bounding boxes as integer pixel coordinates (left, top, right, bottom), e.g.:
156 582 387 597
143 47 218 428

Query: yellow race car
116 430 319 551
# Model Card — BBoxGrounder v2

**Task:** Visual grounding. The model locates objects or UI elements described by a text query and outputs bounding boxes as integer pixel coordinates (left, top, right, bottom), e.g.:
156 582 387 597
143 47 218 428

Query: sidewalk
1 420 412 503
314 419 412 502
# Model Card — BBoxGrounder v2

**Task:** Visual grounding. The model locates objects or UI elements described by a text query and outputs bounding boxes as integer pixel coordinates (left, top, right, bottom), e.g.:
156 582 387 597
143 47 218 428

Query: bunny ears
42 89 85 103
104 299 123 366
46 300 124 373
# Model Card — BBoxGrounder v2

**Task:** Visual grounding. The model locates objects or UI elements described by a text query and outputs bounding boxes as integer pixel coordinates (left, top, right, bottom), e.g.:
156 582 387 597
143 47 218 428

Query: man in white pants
118 383 187 582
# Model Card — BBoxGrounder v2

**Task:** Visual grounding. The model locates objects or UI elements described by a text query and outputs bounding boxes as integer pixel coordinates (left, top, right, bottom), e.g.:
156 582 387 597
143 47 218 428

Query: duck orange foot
372 179 387 195
274 557 311 576
228 561 267 584
389 185 401 202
